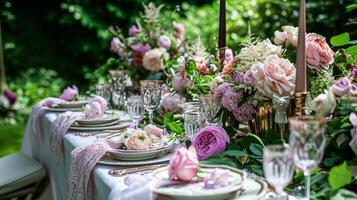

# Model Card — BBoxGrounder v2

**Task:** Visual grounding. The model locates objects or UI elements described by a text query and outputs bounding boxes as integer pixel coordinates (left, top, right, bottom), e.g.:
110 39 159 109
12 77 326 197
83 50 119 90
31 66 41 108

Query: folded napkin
109 173 169 200
68 139 121 200
50 111 84 155
30 97 65 144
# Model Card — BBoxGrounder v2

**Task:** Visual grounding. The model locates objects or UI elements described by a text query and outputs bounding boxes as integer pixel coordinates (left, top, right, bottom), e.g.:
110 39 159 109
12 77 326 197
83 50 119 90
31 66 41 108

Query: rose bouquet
102 3 186 83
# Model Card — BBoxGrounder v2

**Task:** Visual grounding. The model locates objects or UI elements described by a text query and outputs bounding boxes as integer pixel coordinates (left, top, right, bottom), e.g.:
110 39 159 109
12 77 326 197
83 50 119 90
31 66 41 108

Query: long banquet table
21 111 128 200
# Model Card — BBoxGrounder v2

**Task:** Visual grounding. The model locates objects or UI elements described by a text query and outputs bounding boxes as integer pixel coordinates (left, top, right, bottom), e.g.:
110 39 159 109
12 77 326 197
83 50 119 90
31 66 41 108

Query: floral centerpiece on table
100 3 186 84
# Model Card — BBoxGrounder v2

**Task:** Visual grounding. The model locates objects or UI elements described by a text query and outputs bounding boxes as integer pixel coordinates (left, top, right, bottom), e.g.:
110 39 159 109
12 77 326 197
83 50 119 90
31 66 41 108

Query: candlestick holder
218 47 226 70
294 92 308 116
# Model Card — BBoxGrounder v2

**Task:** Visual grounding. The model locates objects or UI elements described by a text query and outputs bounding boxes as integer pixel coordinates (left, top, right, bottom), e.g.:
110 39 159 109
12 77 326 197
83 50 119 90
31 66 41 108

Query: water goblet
109 70 127 92
263 145 295 199
184 110 204 140
140 80 162 124
289 116 327 200
127 95 145 129
96 84 111 104
199 94 221 125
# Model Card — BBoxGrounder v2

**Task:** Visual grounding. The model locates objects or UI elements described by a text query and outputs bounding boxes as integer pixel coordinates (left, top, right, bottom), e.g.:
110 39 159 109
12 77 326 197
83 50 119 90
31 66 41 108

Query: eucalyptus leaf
249 143 263 156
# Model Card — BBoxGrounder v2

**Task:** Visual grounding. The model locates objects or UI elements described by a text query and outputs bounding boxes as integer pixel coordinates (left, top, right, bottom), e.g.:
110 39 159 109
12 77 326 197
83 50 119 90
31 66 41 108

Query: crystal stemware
184 110 203 140
96 84 111 104
140 80 162 124
289 116 327 200
109 70 128 92
127 95 145 129
200 94 221 126
263 145 295 199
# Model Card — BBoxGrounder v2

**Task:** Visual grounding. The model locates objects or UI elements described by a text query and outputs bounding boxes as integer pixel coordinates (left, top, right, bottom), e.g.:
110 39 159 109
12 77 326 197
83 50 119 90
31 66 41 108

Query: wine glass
184 110 204 140
126 95 145 129
140 80 162 124
200 94 221 125
263 145 295 199
96 84 111 105
289 116 327 200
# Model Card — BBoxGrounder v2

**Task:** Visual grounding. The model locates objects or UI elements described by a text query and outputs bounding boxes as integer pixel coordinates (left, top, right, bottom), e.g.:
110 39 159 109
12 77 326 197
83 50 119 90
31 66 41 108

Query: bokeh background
0 0 356 156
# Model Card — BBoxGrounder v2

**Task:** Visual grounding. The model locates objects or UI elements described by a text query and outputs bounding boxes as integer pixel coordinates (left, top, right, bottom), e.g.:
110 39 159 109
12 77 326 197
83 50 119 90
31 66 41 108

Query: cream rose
310 90 336 117
142 48 167 72
273 31 288 45
251 54 296 97
125 130 152 150
282 26 298 47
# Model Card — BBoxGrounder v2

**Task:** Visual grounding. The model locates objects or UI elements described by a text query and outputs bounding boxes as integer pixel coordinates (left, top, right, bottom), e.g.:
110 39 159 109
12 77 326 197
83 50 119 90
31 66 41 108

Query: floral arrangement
104 3 186 82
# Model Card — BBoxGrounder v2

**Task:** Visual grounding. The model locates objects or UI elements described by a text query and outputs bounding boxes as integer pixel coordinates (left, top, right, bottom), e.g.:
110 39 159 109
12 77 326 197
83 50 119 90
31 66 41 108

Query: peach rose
306 33 334 70
143 124 164 137
125 130 152 150
142 48 167 72
169 146 199 181
251 54 296 97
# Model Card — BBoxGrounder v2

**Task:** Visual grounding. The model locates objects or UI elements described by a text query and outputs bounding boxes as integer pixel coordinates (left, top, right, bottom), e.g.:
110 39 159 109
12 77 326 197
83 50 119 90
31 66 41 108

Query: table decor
140 80 162 124
127 95 145 129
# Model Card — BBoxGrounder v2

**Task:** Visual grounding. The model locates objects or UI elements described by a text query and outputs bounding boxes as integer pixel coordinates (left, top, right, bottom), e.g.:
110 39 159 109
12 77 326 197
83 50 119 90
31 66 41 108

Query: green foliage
328 162 352 190
330 33 350 47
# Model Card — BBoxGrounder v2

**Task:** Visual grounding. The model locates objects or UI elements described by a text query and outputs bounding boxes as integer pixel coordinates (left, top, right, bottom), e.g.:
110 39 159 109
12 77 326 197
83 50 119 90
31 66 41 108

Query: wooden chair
0 154 46 200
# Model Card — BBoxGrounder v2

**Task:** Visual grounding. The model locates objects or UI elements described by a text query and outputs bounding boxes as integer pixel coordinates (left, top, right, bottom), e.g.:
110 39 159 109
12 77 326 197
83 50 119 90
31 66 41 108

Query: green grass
0 124 25 157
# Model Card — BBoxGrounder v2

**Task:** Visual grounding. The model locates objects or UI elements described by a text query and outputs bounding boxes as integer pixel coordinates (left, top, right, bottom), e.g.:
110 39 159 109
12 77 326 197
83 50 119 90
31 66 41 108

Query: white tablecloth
21 111 128 200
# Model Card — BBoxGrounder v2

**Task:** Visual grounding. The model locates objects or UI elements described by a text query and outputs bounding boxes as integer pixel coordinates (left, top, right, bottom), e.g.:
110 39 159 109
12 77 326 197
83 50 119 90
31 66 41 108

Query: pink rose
157 35 171 49
132 44 151 67
306 33 334 70
142 48 166 71
129 25 139 36
110 37 126 58
125 130 152 150
173 22 185 40
350 113 357 128
84 101 103 118
351 83 357 93
251 54 296 97
90 95 108 112
192 126 230 160
59 86 78 101
331 77 351 96
352 68 357 81
162 93 185 113
143 124 164 137
169 146 198 181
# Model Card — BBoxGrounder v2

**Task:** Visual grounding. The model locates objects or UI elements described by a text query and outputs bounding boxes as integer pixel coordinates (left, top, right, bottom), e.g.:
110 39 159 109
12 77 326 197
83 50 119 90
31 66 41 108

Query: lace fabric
68 140 121 200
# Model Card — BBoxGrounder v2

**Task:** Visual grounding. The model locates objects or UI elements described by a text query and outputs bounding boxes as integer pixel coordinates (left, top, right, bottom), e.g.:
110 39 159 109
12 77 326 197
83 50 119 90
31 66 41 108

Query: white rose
282 26 298 47
310 90 336 117
273 31 287 45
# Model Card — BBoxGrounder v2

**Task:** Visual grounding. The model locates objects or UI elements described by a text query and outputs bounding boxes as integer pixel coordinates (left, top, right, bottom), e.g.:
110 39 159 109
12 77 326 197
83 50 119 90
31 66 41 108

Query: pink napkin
67 139 121 200
30 97 65 144
50 111 84 155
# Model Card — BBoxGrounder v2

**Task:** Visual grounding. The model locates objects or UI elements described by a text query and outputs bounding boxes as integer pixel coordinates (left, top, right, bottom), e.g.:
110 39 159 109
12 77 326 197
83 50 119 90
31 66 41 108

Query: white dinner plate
98 151 174 166
152 164 245 200
76 114 120 125
57 100 89 108
44 107 80 112
69 121 131 131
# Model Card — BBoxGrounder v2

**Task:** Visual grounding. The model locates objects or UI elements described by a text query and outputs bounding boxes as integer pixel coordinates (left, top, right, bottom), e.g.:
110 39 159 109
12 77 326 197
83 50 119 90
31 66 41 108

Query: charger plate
98 151 174 166
69 121 131 131
57 100 89 108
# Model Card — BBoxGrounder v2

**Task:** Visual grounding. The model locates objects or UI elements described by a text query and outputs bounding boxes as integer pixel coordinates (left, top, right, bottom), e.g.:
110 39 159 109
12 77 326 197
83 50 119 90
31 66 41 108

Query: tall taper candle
218 0 226 48
295 0 307 92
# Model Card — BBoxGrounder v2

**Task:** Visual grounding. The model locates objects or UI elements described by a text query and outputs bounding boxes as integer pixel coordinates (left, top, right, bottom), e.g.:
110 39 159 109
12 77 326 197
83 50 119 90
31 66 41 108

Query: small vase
248 101 275 136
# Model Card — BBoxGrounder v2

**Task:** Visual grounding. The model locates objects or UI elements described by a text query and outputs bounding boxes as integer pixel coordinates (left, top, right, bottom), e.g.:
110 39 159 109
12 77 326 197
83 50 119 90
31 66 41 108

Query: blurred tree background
0 0 355 155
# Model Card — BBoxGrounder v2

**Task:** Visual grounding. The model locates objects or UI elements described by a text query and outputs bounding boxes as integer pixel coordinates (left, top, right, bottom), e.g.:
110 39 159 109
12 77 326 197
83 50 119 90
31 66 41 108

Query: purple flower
172 76 192 91
203 169 231 189
162 93 185 113
192 126 230 160
157 35 171 49
352 68 357 81
214 83 230 99
351 83 357 93
244 70 255 86
221 89 243 112
331 77 351 96
4 91 16 105
233 72 244 84
350 112 357 128
110 37 126 58
173 22 185 40
233 103 256 122
131 44 151 56
129 25 139 36
59 86 78 101
216 48 234 64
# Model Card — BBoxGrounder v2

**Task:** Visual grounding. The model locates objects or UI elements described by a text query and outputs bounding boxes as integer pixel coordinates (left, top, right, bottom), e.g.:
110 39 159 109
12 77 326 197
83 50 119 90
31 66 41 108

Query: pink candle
295 0 307 92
